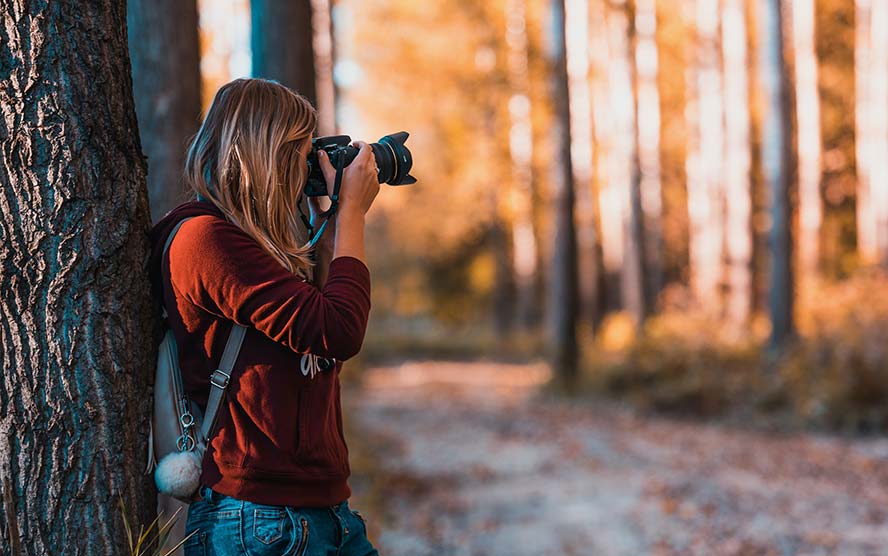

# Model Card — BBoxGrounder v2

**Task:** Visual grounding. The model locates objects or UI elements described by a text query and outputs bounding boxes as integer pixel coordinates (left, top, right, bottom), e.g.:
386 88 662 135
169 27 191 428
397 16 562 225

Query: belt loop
201 486 216 505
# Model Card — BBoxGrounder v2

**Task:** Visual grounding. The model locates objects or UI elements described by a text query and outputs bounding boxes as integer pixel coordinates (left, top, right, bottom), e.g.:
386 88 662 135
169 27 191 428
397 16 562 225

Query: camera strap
298 152 346 252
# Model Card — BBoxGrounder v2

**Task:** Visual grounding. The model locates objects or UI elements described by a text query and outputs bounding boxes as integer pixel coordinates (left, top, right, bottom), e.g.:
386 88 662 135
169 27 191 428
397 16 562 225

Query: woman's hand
313 141 380 264
314 142 380 217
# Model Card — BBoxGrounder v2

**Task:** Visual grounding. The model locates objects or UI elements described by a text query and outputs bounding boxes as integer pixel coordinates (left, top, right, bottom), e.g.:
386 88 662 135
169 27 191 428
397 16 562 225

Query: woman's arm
308 208 365 288
313 143 378 266
170 215 371 360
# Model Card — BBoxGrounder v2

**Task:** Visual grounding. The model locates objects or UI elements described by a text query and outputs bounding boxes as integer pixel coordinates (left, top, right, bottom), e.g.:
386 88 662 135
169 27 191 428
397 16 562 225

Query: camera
304 132 416 197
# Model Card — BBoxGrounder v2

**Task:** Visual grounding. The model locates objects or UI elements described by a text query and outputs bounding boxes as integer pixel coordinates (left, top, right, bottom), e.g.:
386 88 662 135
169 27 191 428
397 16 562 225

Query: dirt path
347 360 888 556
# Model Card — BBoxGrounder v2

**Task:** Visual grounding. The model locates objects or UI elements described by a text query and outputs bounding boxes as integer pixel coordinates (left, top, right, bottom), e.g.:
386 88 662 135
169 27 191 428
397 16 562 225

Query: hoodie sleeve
166 215 371 360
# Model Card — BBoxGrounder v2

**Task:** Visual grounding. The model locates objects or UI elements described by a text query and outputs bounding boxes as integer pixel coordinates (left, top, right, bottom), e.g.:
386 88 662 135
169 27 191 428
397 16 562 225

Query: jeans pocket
252 508 285 544
244 505 310 556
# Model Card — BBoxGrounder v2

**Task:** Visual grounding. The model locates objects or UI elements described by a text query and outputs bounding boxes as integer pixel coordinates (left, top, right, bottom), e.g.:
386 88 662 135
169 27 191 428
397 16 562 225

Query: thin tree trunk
252 0 318 105
758 0 795 349
506 0 542 330
621 0 649 328
0 1 156 553
721 0 754 327
791 0 822 277
634 0 664 313
547 0 579 385
566 0 602 330
128 0 202 223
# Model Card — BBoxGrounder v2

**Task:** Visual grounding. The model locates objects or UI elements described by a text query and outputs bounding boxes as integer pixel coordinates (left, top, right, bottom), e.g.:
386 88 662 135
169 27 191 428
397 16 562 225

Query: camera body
304 132 416 197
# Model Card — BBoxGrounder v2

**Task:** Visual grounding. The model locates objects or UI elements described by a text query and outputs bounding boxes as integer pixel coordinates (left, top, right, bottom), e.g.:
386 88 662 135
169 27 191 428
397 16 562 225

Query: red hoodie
148 200 371 507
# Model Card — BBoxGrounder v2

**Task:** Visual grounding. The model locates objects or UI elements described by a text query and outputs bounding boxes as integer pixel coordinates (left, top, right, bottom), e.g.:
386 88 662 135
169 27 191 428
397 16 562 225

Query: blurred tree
758 0 795 349
686 0 725 316
547 0 579 383
252 0 318 104
0 0 156 552
312 0 338 135
128 0 202 223
722 0 754 327
506 0 538 328
816 0 856 279
634 0 664 313
589 0 622 308
856 0 888 266
615 0 649 328
791 0 823 277
506 0 543 330
565 0 602 330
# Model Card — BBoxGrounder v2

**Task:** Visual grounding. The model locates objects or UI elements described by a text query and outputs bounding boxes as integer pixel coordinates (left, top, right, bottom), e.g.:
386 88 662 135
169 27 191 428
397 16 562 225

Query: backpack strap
200 323 246 443
161 217 196 319
161 215 248 446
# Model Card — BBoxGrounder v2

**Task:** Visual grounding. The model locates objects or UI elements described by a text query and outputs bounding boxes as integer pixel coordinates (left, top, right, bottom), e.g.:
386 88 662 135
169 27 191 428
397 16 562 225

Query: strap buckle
210 370 230 389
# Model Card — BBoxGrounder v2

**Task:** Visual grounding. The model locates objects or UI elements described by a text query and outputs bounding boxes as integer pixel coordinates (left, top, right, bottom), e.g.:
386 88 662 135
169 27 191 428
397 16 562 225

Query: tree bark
128 0 202 223
252 0 318 106
721 0 754 327
758 0 795 349
0 0 156 554
547 0 579 385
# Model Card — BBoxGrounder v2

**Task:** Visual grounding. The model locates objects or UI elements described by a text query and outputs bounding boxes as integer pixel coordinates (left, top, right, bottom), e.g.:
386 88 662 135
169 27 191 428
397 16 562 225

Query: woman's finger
316 150 336 195
351 141 373 166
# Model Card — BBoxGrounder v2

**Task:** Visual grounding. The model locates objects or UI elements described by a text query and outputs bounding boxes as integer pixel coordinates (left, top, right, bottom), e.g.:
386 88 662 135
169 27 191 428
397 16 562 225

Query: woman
148 78 380 556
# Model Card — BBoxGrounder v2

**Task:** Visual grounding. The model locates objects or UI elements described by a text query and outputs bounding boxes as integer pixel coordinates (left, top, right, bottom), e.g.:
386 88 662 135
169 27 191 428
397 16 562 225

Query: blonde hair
185 78 318 280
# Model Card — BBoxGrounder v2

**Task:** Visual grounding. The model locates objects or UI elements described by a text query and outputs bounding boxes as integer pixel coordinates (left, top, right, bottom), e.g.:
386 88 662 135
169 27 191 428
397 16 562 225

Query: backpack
144 216 247 503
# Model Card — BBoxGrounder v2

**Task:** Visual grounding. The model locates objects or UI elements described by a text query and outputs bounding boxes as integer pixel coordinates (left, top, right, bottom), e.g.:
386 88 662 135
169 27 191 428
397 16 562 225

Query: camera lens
370 132 417 186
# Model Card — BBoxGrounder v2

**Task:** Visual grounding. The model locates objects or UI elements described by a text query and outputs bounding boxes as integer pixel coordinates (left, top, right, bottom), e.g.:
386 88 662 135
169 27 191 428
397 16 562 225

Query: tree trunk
128 0 202 223
0 1 156 554
790 0 822 277
506 0 542 330
634 0 664 313
758 0 795 349
721 0 754 327
252 0 318 105
547 0 579 385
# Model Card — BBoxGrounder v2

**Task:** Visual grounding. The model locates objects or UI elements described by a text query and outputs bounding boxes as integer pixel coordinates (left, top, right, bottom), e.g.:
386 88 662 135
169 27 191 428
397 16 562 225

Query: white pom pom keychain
155 450 203 499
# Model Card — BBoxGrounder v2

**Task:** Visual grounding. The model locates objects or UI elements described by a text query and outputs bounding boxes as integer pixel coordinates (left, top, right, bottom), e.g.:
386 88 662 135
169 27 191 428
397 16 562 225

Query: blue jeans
183 486 379 556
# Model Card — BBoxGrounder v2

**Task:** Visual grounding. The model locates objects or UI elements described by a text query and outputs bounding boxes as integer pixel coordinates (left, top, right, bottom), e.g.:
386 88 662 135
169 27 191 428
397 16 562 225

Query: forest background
3 0 888 553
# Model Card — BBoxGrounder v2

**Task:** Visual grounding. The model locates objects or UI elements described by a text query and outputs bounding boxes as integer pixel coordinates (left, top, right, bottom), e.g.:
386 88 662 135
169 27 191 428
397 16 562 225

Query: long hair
184 78 318 280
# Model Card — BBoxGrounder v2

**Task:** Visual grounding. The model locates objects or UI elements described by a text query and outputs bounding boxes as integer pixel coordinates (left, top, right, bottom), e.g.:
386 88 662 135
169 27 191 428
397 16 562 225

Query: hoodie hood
148 200 228 313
